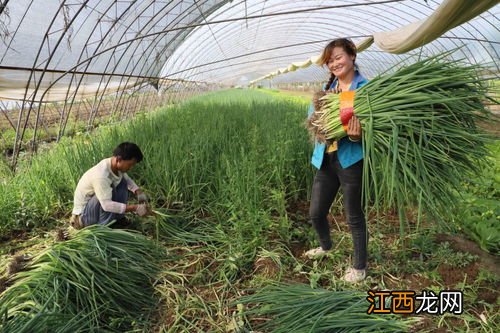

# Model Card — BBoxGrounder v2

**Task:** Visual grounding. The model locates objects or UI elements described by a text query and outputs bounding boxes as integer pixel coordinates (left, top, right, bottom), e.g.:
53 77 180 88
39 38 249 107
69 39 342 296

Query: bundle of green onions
0 226 163 332
238 283 416 332
310 53 495 224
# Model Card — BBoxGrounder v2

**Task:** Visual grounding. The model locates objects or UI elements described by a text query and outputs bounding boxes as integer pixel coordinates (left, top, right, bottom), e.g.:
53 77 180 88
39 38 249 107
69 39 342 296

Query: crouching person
70 142 152 229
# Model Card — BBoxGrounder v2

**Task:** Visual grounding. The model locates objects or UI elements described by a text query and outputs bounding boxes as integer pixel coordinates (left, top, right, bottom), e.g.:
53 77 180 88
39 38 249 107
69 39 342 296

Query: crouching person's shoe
342 267 366 283
112 217 133 229
69 214 83 230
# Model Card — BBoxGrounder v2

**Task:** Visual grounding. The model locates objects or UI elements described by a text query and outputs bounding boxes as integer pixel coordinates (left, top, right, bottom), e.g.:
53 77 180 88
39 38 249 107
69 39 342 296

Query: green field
0 89 498 332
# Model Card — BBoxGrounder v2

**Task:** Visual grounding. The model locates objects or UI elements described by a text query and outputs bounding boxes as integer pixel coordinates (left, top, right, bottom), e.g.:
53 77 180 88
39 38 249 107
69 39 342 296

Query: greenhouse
0 0 498 332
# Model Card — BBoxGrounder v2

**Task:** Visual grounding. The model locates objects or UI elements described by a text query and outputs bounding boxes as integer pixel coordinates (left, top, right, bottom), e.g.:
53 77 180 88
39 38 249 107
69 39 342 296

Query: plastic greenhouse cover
0 0 230 101
160 1 499 86
0 0 498 100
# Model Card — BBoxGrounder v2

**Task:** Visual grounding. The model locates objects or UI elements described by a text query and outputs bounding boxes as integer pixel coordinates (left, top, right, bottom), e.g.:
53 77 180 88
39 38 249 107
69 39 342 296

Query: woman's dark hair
320 38 358 90
113 142 143 162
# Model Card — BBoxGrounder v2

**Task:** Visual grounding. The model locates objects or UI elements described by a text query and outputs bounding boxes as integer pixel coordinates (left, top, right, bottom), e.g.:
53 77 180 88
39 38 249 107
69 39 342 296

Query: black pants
309 152 368 269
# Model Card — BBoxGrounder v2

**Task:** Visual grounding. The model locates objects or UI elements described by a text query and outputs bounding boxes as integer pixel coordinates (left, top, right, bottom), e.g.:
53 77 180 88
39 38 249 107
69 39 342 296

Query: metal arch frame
2 1 212 165
445 20 499 71
21 3 393 107
164 17 398 82
4 10 492 91
95 0 229 124
48 0 410 107
172 48 411 86
0 0 9 16
162 1 403 77
55 0 228 138
55 0 139 141
71 1 181 130
166 0 499 85
5 0 490 105
2 0 496 83
12 0 132 155
176 48 327 82
57 0 142 140
13 6 228 103
164 1 413 53
163 48 331 88
158 1 420 67
176 41 498 86
0 0 498 168
166 40 393 84
166 43 384 85
60 0 203 133
101 3 192 120
162 0 424 83
102 0 230 120
165 37 337 75
14 0 91 163
4 2 500 96
5 0 231 167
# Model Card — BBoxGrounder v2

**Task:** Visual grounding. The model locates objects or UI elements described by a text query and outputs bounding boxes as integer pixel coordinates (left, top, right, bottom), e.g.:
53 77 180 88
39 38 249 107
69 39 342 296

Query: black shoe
112 217 133 229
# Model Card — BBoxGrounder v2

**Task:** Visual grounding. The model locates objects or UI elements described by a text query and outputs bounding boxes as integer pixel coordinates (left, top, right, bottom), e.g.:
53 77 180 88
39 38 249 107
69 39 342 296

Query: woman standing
305 38 369 283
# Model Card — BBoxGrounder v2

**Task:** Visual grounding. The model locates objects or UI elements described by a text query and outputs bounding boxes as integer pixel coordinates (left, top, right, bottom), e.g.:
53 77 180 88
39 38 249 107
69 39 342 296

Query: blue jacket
308 71 368 169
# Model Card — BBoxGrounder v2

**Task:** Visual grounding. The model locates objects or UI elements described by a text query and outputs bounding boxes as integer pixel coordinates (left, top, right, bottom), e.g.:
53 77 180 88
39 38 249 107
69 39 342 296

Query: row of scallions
237 283 418 332
310 51 496 228
0 225 164 332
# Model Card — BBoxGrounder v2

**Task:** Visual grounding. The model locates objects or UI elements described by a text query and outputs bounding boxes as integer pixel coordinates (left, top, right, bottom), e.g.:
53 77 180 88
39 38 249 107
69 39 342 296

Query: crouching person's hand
135 189 148 203
135 203 151 217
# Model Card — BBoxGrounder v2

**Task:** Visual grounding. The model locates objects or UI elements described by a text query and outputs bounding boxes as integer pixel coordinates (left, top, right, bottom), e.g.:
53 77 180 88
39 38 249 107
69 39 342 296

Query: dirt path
435 233 499 276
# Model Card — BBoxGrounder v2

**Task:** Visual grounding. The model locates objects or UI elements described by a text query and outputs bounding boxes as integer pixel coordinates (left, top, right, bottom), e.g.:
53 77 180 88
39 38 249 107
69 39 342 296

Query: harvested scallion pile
310 53 496 225
0 225 163 332
238 283 417 332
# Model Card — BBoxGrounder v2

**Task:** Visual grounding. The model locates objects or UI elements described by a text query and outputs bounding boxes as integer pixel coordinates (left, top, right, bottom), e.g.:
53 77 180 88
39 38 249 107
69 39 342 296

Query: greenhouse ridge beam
0 65 210 86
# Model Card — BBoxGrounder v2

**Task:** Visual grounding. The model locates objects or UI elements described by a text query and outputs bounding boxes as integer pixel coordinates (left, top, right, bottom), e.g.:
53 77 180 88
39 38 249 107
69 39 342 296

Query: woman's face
327 46 355 80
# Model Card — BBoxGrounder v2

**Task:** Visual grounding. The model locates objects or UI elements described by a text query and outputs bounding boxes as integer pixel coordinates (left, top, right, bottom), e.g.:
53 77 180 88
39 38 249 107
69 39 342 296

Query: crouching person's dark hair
113 142 143 162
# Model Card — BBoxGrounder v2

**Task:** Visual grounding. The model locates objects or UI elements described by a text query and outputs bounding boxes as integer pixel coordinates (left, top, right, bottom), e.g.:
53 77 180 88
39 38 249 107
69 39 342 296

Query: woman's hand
347 115 362 142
